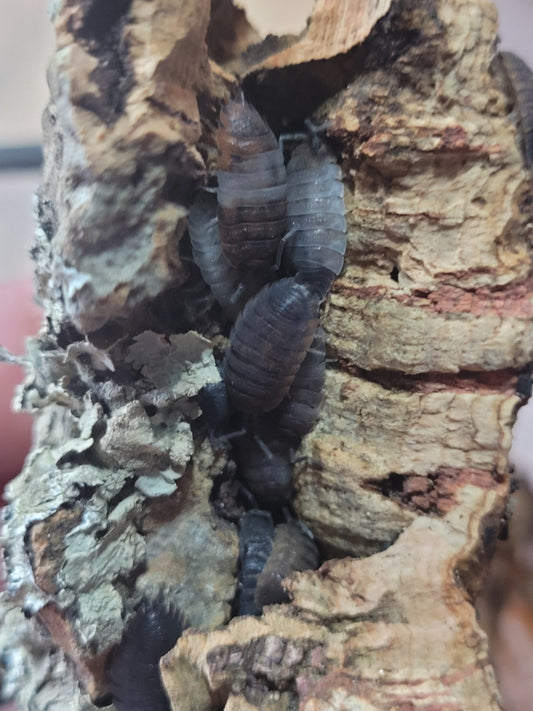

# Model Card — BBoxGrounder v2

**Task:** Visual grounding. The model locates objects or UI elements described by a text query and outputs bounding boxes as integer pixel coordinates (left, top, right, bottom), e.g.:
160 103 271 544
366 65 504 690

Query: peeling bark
1 0 530 709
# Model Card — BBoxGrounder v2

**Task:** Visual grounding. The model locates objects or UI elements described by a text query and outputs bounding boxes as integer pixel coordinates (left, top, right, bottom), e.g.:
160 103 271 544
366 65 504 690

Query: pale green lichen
1 327 237 707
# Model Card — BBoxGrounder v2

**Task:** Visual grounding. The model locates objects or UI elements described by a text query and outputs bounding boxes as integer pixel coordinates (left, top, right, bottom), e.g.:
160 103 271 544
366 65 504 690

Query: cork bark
1 0 530 709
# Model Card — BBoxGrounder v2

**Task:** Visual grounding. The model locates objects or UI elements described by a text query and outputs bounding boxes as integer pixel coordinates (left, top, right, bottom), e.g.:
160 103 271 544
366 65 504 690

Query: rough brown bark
1 0 530 709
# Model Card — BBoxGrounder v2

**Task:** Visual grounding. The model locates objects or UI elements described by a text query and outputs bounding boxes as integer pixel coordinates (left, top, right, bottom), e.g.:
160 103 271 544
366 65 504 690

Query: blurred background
0 0 52 500
1 0 533 709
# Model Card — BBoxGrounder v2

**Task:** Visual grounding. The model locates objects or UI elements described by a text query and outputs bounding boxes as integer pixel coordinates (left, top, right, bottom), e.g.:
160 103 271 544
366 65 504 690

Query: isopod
233 326 326 503
197 378 233 438
516 369 532 400
217 89 287 275
283 142 346 297
271 325 326 443
188 191 246 319
238 509 275 616
255 521 319 610
237 513 319 616
109 593 183 711
501 51 533 167
234 430 293 507
224 276 320 414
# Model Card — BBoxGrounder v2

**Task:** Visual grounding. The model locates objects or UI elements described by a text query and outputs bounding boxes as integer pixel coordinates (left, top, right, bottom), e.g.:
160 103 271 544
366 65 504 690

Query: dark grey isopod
234 430 293 507
224 276 320 414
283 142 346 297
501 51 533 168
217 89 287 274
271 325 326 443
197 379 233 438
255 521 319 610
234 328 326 505
109 594 183 711
238 509 275 616
188 192 246 320
237 513 319 616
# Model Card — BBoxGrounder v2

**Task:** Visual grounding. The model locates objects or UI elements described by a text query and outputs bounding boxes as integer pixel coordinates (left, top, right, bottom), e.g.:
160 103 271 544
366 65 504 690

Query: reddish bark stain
333 276 533 319
405 281 532 318
331 281 385 299
335 359 519 397
413 369 519 396
359 122 494 159
418 280 533 319
437 125 468 151
399 467 503 515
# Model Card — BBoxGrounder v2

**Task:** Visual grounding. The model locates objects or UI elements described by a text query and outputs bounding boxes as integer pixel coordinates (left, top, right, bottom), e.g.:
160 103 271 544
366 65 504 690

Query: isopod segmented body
217 89 287 275
501 51 533 168
234 327 326 505
109 593 184 711
234 430 293 507
197 377 234 439
224 276 320 414
188 192 246 320
237 513 320 615
238 509 275 616
283 142 346 297
255 521 320 610
271 325 326 443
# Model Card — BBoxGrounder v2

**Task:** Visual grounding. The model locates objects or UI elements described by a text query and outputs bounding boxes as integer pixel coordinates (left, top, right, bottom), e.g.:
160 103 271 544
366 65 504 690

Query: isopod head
234 430 293 507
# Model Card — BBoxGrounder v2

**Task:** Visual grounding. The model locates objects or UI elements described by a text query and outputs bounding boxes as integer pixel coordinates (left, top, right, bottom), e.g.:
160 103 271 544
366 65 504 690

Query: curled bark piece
241 0 394 69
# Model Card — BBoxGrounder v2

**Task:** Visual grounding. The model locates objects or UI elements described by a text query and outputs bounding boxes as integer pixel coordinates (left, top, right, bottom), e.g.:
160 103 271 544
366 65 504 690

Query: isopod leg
279 131 309 153
229 282 246 306
218 428 248 442
274 223 299 270
303 118 331 151
237 481 259 509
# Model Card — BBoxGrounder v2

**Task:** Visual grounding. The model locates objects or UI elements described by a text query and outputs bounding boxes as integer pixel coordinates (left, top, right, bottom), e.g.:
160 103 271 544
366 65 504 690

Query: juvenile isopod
217 89 287 277
237 509 275 616
283 142 346 297
501 51 533 168
224 276 320 414
109 593 183 711
188 192 247 320
255 521 320 610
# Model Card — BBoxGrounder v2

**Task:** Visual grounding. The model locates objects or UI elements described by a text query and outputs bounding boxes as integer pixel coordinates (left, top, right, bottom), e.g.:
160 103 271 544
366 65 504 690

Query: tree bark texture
1 0 531 709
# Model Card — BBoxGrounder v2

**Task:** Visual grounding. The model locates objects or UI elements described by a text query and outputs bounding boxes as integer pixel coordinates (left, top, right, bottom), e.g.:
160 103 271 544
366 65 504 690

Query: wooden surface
0 0 531 709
